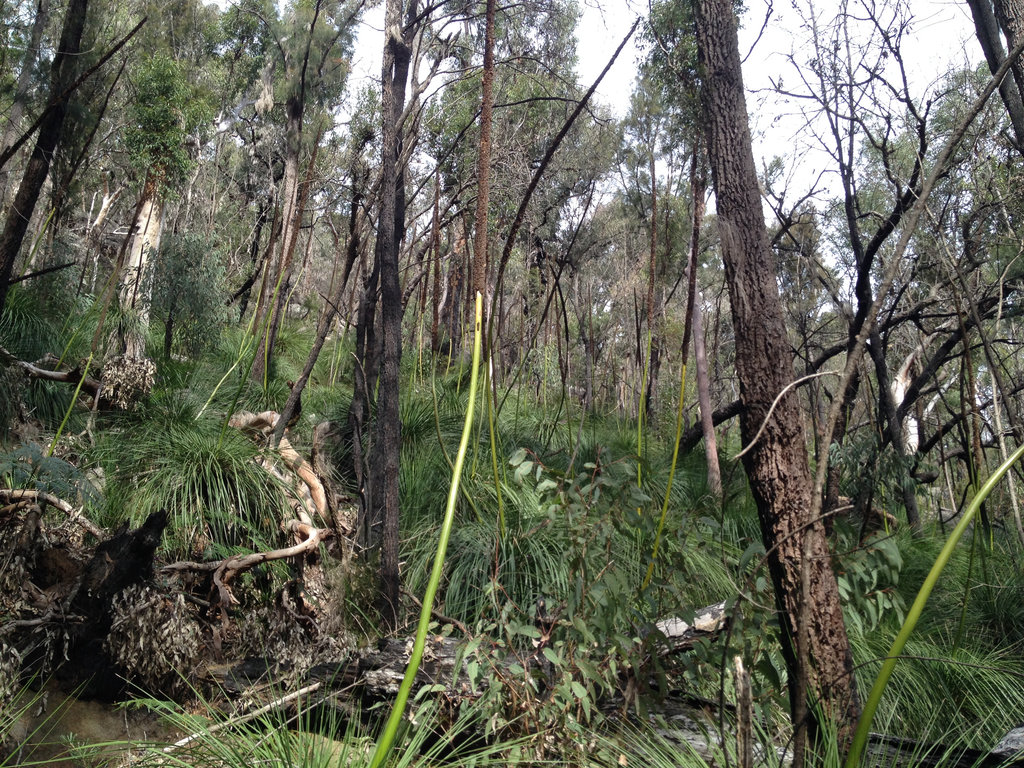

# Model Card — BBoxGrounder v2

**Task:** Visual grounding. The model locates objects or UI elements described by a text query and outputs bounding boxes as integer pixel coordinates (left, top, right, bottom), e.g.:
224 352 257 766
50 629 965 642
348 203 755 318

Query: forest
2 0 1024 765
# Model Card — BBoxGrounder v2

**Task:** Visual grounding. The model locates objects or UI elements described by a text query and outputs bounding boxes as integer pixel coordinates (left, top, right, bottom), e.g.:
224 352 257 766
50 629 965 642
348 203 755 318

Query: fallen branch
0 488 105 538
161 521 331 616
208 599 732 706
162 681 323 754
401 588 470 636
0 347 102 402
0 609 83 637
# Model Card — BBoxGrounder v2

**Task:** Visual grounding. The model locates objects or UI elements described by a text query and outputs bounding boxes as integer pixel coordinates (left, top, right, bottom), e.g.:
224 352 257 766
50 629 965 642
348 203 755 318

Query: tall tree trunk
692 0 859 750
253 97 305 383
119 171 164 358
471 0 495 306
430 173 442 354
967 0 1024 153
687 149 720 497
366 0 417 631
0 0 89 316
0 0 51 207
866 329 921 532
643 149 658 420
994 0 1024 120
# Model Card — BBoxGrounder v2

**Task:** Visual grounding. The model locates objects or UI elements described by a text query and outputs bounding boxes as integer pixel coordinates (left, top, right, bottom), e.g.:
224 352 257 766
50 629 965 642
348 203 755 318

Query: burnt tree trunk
967 0 1024 153
0 0 89 316
61 510 169 698
365 0 418 631
692 0 859 749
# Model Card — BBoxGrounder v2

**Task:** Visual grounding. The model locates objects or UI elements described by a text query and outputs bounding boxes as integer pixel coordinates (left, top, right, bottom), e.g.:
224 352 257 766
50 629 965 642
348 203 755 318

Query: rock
994 725 1024 758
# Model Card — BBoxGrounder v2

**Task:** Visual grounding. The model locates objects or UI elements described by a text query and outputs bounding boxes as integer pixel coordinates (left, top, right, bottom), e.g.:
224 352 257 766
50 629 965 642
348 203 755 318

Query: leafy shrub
836 531 906 634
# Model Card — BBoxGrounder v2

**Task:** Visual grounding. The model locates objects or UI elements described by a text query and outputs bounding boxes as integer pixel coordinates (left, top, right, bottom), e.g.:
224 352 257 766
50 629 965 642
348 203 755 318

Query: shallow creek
4 681 177 767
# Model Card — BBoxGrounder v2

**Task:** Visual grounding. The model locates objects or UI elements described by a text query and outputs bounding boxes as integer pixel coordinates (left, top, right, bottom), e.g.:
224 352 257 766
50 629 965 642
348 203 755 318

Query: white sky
349 0 984 199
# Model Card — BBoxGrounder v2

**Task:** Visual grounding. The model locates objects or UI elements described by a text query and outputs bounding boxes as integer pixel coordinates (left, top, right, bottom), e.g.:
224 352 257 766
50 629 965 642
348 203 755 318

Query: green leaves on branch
126 55 212 193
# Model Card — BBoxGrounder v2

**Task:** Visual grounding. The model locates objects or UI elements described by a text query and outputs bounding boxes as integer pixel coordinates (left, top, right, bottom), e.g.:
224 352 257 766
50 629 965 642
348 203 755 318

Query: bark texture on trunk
968 0 1024 152
0 0 51 207
0 0 89 316
686 150 720 497
471 0 495 305
995 0 1024 114
366 0 417 631
119 172 164 358
692 0 859 745
252 98 305 383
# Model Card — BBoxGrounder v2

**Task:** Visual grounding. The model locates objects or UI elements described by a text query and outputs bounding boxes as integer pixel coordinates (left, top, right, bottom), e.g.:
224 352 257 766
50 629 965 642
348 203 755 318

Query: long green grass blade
369 292 483 768
845 441 1024 768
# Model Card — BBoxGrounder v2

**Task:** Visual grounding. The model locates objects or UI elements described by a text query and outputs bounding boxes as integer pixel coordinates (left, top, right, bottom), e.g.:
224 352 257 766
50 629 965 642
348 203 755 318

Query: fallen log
0 347 101 403
205 601 730 703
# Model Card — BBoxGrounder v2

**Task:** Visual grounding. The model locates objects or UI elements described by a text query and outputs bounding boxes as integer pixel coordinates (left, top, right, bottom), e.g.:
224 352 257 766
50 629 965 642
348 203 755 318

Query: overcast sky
345 0 984 198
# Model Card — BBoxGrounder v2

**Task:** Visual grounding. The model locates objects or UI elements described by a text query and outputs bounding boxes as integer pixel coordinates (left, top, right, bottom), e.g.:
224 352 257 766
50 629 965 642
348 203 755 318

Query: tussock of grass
90 396 289 558
132 695 528 768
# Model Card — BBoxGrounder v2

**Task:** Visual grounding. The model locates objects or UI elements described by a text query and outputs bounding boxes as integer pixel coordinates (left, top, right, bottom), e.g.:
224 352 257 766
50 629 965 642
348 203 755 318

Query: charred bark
0 0 89 316
692 0 859 747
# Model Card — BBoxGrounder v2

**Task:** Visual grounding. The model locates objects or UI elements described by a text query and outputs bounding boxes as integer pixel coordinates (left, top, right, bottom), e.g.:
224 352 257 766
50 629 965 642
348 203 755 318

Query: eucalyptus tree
635 2 722 492
968 0 1024 154
420 0 598 361
0 0 51 209
691 0 860 749
350 0 421 630
250 0 361 384
0 0 89 317
117 54 210 359
618 74 675 421
893 66 1024 541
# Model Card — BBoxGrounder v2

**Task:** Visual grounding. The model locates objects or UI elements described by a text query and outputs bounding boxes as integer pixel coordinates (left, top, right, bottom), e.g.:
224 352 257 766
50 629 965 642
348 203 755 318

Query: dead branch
0 488 105 538
228 410 330 525
162 681 324 754
0 347 102 402
160 521 331 615
278 437 327 522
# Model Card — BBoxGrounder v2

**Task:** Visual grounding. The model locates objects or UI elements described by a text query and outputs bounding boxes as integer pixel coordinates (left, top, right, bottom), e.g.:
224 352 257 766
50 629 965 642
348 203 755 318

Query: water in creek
3 680 177 767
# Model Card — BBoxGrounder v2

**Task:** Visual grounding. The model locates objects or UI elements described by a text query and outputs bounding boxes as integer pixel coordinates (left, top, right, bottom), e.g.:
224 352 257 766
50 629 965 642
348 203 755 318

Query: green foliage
835 531 906 634
0 283 89 435
0 442 94 506
125 54 212 191
90 392 289 558
830 435 917 515
454 448 674 756
151 232 231 357
850 624 1024 747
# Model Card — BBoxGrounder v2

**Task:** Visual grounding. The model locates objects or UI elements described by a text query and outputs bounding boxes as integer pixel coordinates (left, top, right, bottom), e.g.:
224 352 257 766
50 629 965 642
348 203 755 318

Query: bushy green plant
452 448 664 757
90 392 289 558
0 442 95 505
0 283 95 435
835 531 906 634
150 232 231 358
849 623 1024 746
